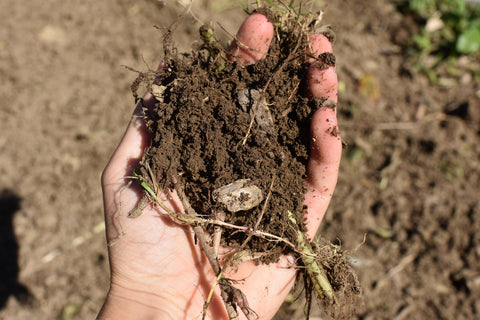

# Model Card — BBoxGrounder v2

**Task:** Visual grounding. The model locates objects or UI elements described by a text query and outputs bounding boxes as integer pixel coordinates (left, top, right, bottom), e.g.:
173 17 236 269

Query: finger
304 107 341 239
307 33 333 62
102 61 166 192
101 93 155 220
306 33 338 101
227 11 274 65
303 34 342 239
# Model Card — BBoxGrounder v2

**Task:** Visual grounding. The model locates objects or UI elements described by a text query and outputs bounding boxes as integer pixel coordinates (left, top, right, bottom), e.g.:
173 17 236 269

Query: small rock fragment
237 88 274 135
39 25 68 47
151 84 167 102
237 88 261 112
213 179 264 212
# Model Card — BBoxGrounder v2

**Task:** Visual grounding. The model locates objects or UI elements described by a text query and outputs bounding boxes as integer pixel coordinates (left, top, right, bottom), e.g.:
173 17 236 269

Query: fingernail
322 99 337 109
316 26 336 44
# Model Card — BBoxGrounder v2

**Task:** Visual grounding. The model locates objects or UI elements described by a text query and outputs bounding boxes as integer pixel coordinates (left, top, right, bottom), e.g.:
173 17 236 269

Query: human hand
98 11 341 320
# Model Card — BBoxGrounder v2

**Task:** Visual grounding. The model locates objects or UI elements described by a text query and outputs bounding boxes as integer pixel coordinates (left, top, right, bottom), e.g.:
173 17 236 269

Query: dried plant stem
150 190 297 249
174 181 240 320
203 270 224 319
241 94 262 145
238 176 275 249
287 210 335 303
134 165 330 316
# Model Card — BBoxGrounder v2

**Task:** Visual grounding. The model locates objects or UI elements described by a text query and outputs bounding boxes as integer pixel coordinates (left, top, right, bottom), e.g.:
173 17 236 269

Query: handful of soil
131 2 359 318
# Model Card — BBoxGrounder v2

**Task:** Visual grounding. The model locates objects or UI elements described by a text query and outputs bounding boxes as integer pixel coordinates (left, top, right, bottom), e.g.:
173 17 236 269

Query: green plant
410 0 479 53
397 0 480 79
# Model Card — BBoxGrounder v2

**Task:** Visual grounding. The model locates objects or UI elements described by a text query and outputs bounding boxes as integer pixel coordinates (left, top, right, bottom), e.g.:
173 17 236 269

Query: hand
98 12 341 320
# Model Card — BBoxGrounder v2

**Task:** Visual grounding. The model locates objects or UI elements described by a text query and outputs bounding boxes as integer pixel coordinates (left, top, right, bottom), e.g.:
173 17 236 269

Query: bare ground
1 0 479 319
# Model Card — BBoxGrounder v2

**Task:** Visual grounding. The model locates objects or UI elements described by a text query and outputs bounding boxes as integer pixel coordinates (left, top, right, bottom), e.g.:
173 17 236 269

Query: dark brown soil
137 22 321 261
131 9 361 316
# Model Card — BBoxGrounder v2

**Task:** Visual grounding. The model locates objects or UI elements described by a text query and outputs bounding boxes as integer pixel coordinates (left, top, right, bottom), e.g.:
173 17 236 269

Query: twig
287 211 335 303
212 210 225 256
242 103 259 145
240 176 276 247
376 252 416 291
203 269 224 320
217 22 273 59
280 80 301 118
132 166 298 249
254 176 275 230
174 181 240 320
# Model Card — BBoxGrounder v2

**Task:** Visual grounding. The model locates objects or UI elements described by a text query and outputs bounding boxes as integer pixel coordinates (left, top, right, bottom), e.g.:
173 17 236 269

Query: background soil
1 0 479 319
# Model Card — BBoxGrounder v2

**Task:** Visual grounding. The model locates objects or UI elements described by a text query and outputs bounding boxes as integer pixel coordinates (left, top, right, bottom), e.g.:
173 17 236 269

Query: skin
98 13 341 320
306 33 337 100
307 33 333 62
228 13 274 64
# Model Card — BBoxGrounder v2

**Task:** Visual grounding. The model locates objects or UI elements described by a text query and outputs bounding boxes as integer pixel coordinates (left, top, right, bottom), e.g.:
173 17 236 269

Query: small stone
39 25 68 47
425 13 444 33
237 88 274 134
213 179 264 212
237 88 261 112
252 96 274 135
151 84 167 102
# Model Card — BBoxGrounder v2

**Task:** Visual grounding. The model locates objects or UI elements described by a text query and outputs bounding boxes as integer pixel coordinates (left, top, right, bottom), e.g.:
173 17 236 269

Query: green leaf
456 27 480 53
413 33 432 51
409 0 437 18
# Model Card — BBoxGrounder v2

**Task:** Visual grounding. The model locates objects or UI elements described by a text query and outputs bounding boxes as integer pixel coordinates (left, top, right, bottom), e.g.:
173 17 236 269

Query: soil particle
253 8 276 23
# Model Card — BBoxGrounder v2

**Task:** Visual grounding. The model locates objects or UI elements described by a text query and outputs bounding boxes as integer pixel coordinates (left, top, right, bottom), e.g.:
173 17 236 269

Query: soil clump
138 15 323 261
131 5 359 317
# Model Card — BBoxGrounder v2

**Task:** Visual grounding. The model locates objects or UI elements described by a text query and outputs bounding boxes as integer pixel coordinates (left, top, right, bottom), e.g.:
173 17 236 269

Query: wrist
97 284 172 320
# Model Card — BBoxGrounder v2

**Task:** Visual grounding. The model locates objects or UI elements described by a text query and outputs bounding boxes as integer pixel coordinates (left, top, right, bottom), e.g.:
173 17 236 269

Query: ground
0 0 479 319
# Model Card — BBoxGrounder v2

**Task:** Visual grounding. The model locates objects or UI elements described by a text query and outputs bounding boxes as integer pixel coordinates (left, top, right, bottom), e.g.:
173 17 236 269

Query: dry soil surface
1 1 479 319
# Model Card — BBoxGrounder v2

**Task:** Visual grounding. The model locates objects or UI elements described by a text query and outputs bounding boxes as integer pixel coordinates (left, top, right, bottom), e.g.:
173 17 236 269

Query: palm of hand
99 12 341 320
102 100 302 319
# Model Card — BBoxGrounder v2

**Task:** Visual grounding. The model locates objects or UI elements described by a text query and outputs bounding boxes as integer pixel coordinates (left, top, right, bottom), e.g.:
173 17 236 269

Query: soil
136 14 331 262
133 10 359 314
1 0 479 319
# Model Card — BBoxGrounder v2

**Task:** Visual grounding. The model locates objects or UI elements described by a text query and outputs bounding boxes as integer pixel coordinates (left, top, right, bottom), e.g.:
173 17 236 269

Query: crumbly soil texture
137 12 327 261
132 8 361 316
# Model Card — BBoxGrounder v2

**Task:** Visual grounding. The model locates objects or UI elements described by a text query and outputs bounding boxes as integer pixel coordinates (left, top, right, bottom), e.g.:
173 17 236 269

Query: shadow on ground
0 190 33 308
